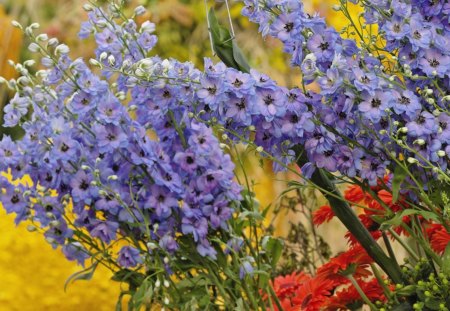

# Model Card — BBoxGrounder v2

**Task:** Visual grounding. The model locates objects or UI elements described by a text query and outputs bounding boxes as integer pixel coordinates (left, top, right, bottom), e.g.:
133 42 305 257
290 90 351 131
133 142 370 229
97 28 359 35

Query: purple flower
358 90 392 123
0 136 20 167
118 246 143 268
406 111 439 137
254 88 285 121
94 124 128 152
70 171 97 203
181 216 208 242
62 242 90 266
145 185 178 218
419 49 450 77
318 67 343 95
159 234 178 253
306 29 339 63
391 89 421 119
90 220 119 244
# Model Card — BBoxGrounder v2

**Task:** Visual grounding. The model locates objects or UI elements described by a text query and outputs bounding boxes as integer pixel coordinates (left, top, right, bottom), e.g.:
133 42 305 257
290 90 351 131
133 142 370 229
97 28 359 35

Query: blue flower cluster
239 0 450 186
0 5 241 267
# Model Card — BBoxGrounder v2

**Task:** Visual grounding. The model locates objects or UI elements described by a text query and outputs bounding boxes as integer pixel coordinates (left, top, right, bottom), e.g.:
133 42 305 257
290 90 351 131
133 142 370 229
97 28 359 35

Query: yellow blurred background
0 0 359 309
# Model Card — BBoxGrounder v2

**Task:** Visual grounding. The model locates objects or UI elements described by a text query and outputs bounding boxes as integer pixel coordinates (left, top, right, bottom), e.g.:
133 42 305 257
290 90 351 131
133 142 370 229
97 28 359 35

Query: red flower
291 275 335 311
270 273 334 311
316 245 373 284
313 205 335 226
344 185 366 204
426 224 450 254
325 278 387 310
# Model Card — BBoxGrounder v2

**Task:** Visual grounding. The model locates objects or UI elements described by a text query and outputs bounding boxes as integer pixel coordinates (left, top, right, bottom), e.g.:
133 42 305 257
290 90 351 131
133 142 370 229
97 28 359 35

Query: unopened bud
407 157 419 164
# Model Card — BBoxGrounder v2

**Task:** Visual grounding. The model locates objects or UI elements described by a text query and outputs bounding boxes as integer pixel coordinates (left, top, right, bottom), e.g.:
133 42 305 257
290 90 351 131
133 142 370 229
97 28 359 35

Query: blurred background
0 0 353 309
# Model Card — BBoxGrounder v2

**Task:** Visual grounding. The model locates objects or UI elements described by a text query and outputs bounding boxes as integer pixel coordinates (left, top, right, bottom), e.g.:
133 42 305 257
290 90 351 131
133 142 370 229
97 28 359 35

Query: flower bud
11 20 22 29
28 43 40 53
36 33 48 42
256 146 263 153
155 279 161 288
163 256 169 264
108 175 118 181
414 139 425 145
108 55 116 66
83 4 94 11
399 127 408 133
407 157 418 164
437 150 446 157
55 44 70 55
99 52 108 61
27 225 37 232
163 279 170 288
134 5 146 16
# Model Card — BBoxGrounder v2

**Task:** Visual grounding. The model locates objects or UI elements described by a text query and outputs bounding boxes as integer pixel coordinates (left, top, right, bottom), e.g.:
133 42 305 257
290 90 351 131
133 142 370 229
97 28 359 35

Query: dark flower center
264 95 275 106
319 41 329 51
206 174 215 182
413 30 422 39
360 76 370 84
198 137 206 144
61 143 70 152
399 96 410 105
338 112 347 119
393 24 401 33
207 86 217 95
287 92 297 102
428 58 440 67
232 78 243 88
290 114 299 123
440 121 447 130
4 150 12 157
324 150 333 157
11 194 20 204
371 98 382 108
186 156 194 164
163 90 171 98
107 134 116 141
157 195 165 203
80 180 89 190
236 99 246 110
284 22 294 32
417 115 425 124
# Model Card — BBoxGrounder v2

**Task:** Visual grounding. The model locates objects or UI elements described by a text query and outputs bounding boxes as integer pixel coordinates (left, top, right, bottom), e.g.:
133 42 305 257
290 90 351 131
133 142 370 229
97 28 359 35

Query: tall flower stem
294 147 404 284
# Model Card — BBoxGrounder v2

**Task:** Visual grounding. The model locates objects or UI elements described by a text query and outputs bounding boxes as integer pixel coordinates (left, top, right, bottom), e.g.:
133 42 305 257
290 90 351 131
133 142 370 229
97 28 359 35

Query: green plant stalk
294 147 404 284
347 274 378 310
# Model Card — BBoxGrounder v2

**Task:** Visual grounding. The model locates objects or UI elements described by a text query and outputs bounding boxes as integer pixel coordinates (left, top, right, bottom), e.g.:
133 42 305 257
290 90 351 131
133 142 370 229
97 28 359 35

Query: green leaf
392 164 408 203
442 243 450 275
111 269 145 290
380 209 439 230
234 298 245 311
64 261 99 291
207 8 250 73
265 237 283 268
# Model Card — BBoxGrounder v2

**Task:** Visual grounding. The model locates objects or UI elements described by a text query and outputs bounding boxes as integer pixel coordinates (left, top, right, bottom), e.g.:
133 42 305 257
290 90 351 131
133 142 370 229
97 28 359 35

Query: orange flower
313 205 335 226
291 275 335 311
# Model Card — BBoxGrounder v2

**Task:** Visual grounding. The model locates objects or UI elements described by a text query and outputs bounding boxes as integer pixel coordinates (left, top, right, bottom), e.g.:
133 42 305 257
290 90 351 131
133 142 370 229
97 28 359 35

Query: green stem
347 274 378 310
294 147 404 284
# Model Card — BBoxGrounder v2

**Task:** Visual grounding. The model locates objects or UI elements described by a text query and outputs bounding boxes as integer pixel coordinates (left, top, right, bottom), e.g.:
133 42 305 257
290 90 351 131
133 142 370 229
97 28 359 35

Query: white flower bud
437 150 446 157
83 4 94 11
50 220 60 227
399 127 408 133
442 95 450 102
379 129 387 135
407 157 419 164
164 297 169 305
425 88 433 95
187 112 194 118
108 55 115 66
24 60 36 67
332 4 341 11
134 5 146 16
36 33 48 42
27 225 37 232
248 125 256 131
432 70 437 76
155 279 161 288
28 43 40 52
90 180 99 186
163 256 169 264
55 44 70 55
30 23 40 29
45 237 56 244
89 58 102 68
11 20 22 29
221 134 228 140
48 38 59 47
414 139 425 145
128 105 138 112
141 21 156 33
256 146 264 153
163 279 170 288
99 52 108 61
426 98 435 105
146 242 157 250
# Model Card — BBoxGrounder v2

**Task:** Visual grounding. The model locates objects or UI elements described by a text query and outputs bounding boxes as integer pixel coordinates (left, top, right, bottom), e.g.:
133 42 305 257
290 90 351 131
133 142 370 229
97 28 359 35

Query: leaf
234 298 245 311
64 261 99 291
442 243 450 275
232 41 250 73
111 269 145 290
207 8 250 73
392 164 408 203
380 209 439 231
265 237 283 268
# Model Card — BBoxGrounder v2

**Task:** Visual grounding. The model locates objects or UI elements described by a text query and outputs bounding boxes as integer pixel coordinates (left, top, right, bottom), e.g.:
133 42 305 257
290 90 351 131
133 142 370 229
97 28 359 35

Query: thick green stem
294 148 404 284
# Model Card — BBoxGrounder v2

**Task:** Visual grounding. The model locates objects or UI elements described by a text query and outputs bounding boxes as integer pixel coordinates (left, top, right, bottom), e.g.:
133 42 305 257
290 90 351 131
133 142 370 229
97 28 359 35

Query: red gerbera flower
313 205 335 226
325 278 387 310
291 274 335 311
426 224 450 254
316 245 373 284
